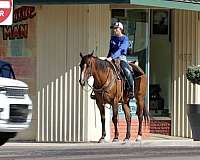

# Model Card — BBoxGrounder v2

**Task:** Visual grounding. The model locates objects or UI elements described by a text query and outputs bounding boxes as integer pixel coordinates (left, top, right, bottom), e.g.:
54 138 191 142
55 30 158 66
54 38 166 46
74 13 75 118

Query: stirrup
90 93 96 100
128 90 134 98
90 90 96 100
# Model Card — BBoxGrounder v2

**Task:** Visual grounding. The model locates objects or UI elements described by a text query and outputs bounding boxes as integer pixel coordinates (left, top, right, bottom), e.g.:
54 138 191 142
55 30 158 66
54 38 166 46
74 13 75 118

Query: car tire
0 138 9 146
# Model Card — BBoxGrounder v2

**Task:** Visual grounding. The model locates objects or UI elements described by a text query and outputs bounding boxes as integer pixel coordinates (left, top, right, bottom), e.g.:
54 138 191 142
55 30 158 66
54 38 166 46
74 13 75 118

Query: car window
0 64 15 79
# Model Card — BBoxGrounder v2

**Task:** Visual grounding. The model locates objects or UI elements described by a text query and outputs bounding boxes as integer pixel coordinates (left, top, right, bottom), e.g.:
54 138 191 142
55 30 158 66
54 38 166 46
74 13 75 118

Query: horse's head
79 51 95 87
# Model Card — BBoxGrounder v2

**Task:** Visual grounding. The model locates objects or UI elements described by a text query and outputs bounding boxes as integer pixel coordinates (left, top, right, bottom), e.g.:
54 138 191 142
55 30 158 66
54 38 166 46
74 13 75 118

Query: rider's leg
120 61 134 98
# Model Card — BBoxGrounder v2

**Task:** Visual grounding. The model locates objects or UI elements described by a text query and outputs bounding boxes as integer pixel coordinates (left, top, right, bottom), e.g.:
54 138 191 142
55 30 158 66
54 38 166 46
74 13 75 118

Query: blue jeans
120 60 134 91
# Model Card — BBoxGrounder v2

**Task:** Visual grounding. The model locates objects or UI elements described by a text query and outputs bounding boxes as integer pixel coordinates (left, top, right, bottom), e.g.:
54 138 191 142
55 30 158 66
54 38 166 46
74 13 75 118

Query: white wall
172 10 200 138
36 5 110 142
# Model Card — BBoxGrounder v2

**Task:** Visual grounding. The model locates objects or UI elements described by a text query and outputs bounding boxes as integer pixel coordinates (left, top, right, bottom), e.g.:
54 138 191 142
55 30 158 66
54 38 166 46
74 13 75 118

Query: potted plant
186 65 200 85
186 65 200 140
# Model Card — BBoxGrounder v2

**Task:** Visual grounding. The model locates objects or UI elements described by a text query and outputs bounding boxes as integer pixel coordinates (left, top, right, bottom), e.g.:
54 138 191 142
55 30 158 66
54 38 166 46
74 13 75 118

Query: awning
15 0 129 5
15 0 200 11
130 0 200 11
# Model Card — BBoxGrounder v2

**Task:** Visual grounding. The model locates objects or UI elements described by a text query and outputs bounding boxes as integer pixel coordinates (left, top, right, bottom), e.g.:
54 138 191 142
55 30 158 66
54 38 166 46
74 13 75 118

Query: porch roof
130 0 200 11
15 0 200 11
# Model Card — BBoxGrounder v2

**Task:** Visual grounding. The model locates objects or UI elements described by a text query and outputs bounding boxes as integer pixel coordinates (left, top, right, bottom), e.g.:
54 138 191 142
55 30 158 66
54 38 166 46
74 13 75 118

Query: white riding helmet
111 22 124 30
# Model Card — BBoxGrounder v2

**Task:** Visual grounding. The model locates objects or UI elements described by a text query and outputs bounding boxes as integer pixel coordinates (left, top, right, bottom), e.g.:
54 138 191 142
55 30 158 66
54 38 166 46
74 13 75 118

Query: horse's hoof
112 138 119 143
135 135 142 142
98 138 106 143
122 138 131 144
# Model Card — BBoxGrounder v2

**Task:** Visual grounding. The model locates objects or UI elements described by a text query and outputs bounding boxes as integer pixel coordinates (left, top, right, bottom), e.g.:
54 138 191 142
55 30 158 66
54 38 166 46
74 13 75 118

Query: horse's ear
80 52 83 58
90 50 95 56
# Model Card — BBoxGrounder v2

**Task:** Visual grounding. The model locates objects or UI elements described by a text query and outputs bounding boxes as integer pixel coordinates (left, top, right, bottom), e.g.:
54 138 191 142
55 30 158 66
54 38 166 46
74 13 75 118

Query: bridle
89 68 117 93
81 58 122 105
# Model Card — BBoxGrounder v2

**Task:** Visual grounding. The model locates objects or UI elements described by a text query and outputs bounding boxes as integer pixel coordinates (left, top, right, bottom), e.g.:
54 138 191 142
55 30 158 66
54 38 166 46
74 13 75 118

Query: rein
92 60 119 93
87 67 117 93
86 59 120 106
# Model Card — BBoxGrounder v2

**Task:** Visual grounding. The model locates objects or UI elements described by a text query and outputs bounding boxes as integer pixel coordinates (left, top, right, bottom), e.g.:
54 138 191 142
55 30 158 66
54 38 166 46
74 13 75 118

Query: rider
107 21 134 98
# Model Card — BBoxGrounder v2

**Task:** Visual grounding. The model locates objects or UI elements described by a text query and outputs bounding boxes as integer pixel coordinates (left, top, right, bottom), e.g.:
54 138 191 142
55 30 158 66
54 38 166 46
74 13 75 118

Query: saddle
90 59 144 100
112 59 144 82
113 60 145 99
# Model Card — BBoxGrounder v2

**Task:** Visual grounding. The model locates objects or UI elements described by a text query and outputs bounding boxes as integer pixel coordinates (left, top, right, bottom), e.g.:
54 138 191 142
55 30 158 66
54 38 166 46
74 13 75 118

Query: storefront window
111 9 150 117
111 9 149 72
150 9 171 117
111 9 171 118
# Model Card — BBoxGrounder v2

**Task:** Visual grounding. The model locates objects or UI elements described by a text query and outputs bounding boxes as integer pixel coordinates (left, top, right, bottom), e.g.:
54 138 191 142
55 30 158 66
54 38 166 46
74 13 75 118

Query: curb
4 134 200 147
4 140 200 148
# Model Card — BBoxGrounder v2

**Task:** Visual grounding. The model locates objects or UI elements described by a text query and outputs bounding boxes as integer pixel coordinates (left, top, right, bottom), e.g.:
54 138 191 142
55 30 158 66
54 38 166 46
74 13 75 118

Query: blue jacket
107 35 129 60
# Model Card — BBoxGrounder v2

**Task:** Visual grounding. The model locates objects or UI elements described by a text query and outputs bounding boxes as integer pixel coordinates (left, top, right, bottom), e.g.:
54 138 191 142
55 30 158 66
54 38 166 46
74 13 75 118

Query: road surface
1 142 200 160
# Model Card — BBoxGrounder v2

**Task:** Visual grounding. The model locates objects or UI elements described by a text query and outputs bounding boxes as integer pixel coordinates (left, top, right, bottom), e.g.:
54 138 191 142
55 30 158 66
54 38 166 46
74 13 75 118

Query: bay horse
79 52 148 143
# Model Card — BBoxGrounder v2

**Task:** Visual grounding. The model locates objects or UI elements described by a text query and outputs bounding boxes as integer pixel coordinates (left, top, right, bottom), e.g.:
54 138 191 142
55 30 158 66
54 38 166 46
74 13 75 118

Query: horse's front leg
122 103 131 143
136 96 144 142
112 104 119 142
98 104 106 143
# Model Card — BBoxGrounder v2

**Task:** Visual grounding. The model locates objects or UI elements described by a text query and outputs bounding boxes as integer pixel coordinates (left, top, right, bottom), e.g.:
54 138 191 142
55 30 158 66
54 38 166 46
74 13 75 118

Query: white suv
0 60 32 146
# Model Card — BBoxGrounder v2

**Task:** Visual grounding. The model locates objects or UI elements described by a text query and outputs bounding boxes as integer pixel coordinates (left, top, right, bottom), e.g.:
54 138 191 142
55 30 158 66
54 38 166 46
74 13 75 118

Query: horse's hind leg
122 103 131 142
112 105 119 142
136 96 144 141
97 104 106 143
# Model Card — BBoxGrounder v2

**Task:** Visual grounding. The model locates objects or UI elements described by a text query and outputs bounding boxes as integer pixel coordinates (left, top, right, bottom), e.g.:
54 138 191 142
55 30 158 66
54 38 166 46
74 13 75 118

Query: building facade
1 0 200 142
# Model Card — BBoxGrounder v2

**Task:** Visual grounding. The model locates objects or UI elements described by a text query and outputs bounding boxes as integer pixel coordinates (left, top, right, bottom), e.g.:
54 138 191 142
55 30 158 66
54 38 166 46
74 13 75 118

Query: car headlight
0 87 6 94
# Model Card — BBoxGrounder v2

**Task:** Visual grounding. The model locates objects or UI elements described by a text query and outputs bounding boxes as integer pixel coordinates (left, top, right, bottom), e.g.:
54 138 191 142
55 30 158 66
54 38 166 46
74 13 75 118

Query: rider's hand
106 57 112 62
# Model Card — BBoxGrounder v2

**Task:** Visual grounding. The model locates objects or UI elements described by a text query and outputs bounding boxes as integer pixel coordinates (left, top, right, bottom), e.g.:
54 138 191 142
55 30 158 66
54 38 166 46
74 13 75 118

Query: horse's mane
95 57 113 72
93 56 145 78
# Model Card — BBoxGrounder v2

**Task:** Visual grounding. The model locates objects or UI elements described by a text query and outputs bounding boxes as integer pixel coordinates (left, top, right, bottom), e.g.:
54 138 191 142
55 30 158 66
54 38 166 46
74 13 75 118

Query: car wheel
0 138 9 146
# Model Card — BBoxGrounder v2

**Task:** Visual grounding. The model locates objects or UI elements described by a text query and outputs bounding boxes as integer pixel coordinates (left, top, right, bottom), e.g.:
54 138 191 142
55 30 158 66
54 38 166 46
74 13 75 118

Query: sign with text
0 0 13 25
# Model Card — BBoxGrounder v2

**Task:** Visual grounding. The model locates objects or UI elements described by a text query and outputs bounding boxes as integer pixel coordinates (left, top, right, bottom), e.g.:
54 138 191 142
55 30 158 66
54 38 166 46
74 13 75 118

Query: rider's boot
120 61 134 98
127 72 134 99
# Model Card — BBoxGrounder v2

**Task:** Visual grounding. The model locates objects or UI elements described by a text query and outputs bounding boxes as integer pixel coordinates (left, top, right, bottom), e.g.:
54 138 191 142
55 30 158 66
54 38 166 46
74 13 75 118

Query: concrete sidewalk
5 134 200 147
141 133 198 146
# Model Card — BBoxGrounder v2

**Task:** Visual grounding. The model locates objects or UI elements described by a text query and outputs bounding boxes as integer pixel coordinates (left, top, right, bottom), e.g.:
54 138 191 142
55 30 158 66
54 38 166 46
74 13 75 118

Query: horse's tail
143 106 150 125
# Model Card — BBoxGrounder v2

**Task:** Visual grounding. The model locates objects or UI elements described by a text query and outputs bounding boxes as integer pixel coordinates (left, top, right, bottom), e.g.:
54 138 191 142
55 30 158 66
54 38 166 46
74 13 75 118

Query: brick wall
0 57 36 96
150 119 171 135
111 118 150 141
110 118 171 140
